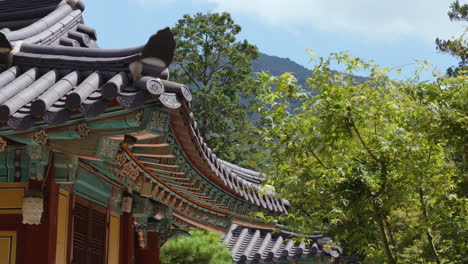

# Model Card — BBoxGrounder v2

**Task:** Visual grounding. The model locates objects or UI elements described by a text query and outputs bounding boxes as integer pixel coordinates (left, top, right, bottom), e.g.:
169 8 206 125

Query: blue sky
83 0 466 80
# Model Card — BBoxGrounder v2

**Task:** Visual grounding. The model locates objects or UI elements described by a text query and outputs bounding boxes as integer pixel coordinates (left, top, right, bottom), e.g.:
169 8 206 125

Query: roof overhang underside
0 0 288 230
0 1 346 263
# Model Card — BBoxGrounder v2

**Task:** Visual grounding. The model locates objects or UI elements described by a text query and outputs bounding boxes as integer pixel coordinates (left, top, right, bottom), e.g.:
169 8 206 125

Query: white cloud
200 0 466 42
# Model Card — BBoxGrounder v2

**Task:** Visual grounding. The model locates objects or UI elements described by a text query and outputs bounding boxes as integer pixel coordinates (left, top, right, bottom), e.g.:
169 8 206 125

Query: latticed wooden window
72 197 107 264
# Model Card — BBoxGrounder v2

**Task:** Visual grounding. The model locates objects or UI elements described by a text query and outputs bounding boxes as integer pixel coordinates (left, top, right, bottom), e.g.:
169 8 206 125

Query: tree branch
350 118 380 163
349 110 389 196
372 200 397 264
307 144 329 169
418 144 442 264
375 161 388 197
202 32 209 85
179 63 202 90
384 216 397 250
419 188 442 264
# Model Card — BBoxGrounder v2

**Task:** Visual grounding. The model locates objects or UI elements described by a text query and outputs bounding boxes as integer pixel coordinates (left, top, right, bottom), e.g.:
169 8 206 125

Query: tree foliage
171 12 259 163
254 52 467 263
435 0 468 77
161 228 232 264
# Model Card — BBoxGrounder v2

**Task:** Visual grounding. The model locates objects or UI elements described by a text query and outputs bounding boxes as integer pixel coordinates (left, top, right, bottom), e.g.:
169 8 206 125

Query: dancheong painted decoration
0 1 348 263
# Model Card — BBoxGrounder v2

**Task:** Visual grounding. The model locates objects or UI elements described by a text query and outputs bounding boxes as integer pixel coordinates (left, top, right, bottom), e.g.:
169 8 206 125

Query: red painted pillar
120 213 135 264
22 171 59 264
135 232 160 264
0 180 59 264
149 232 161 264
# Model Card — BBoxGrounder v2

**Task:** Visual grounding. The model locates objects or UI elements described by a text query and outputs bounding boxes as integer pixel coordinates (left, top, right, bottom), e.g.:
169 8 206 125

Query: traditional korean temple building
0 1 344 263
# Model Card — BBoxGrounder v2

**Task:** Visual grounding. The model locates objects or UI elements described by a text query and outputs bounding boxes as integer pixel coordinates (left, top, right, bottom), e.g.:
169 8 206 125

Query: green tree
254 52 467 263
161 228 232 264
435 0 468 77
171 12 259 163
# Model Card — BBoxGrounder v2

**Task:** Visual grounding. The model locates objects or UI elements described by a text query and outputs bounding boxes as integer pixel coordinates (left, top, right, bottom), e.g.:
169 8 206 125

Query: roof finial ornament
64 0 85 11
142 27 176 66
0 32 12 67
0 32 12 50
129 27 176 80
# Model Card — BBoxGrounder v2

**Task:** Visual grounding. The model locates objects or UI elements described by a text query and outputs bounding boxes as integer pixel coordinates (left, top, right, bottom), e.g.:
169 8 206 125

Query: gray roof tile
224 224 343 264
0 0 292 214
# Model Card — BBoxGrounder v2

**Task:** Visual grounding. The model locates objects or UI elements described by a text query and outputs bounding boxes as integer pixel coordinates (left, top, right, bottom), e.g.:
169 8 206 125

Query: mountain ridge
252 52 368 92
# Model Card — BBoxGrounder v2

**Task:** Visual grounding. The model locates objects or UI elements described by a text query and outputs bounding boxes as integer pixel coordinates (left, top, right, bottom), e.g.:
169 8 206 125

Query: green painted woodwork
96 137 120 161
5 134 36 145
0 102 159 136
25 145 49 165
46 130 81 140
0 148 17 182
24 145 50 181
85 158 232 232
133 195 153 218
53 152 78 183
74 167 112 208
0 103 274 232
146 108 170 134
136 204 191 246
0 145 49 182
108 187 124 215
88 111 142 130
161 128 269 216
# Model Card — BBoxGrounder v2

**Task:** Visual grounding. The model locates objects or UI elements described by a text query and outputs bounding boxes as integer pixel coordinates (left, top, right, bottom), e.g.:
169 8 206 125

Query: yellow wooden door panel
0 231 16 264
107 212 120 264
55 189 70 264
0 183 27 214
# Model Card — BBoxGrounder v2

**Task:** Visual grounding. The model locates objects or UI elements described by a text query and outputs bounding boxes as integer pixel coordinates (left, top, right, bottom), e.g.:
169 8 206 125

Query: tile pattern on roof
0 1 62 32
223 224 342 264
221 159 266 184
0 0 92 48
179 113 290 213
0 0 291 214
0 65 179 130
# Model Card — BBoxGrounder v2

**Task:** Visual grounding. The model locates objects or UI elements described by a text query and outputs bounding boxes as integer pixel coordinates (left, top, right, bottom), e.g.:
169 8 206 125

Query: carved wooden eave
0 1 344 263
0 29 288 227
0 101 283 232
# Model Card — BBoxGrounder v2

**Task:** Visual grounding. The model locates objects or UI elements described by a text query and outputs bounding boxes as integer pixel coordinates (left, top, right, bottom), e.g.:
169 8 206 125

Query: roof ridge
0 0 87 46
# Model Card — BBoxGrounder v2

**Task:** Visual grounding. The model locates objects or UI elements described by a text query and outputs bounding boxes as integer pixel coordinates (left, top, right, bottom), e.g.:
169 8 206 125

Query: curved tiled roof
0 0 89 46
221 159 266 184
0 29 179 130
0 0 291 215
177 112 290 213
0 1 63 31
223 224 342 264
0 2 351 263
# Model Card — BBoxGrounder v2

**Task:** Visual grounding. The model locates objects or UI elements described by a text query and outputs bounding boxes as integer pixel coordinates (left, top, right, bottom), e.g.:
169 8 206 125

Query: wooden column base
120 213 135 264
135 232 160 264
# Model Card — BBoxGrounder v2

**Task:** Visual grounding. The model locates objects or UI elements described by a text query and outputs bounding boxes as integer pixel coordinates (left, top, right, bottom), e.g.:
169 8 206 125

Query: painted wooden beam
133 143 169 148
140 160 178 169
134 153 175 159
147 167 184 176
172 212 226 235
121 144 229 216
108 131 160 141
